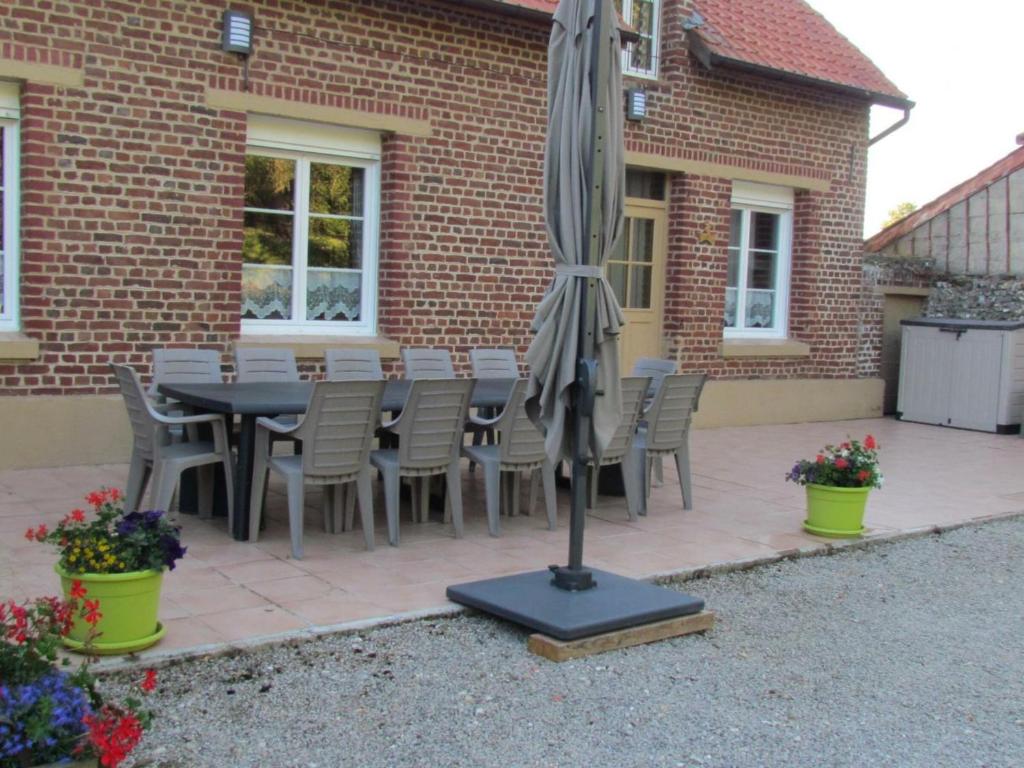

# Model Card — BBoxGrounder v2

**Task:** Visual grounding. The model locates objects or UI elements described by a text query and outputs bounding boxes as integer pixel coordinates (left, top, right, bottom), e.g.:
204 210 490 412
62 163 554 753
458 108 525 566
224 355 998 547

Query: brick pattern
0 0 872 395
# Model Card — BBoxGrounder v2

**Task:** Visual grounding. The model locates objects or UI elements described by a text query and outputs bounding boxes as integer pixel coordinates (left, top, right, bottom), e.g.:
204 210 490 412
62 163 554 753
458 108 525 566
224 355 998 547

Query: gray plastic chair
631 373 706 514
234 348 299 382
469 348 519 378
462 379 556 536
111 364 234 520
586 376 650 521
401 348 455 379
248 380 384 559
324 348 384 381
147 348 222 398
631 357 678 483
369 378 474 546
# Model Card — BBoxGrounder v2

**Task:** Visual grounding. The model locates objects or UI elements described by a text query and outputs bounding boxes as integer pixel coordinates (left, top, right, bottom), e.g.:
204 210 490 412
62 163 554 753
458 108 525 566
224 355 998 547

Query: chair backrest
296 380 384 479
597 376 650 463
469 348 519 379
324 348 384 381
631 357 677 398
401 348 455 379
496 379 546 466
234 348 299 382
645 373 707 452
148 348 222 397
111 364 159 461
395 378 474 470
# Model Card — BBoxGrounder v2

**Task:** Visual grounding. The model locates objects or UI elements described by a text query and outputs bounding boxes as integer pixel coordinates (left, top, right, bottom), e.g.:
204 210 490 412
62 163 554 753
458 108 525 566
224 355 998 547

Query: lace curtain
242 265 361 321
724 288 774 329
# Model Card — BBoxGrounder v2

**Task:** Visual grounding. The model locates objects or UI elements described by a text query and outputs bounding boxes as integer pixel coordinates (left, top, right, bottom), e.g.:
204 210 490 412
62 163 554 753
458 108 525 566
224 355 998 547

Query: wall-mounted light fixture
222 10 253 55
626 88 647 122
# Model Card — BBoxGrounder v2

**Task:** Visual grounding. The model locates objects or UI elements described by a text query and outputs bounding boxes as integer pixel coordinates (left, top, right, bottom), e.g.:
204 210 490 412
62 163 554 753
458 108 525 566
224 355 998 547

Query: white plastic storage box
897 318 1024 433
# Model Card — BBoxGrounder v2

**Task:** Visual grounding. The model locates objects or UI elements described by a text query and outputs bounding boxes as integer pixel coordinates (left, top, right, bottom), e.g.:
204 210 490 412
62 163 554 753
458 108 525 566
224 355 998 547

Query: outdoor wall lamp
221 9 253 55
626 88 647 121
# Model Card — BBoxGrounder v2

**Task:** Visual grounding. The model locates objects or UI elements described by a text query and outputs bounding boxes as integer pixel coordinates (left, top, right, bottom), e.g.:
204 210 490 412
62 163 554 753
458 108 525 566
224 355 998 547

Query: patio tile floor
2 417 1023 660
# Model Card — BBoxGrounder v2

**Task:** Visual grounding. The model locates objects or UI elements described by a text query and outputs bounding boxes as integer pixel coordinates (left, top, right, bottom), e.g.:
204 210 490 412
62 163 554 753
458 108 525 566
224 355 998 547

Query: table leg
233 414 257 541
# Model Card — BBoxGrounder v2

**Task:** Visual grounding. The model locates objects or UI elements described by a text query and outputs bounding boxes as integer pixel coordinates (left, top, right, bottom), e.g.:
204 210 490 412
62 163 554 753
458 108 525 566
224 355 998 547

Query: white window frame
620 0 661 80
724 182 793 340
243 116 381 336
0 86 21 332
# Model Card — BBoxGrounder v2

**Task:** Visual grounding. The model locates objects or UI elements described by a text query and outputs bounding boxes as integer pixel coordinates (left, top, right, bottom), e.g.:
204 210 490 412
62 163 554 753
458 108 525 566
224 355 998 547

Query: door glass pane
630 219 655 264
629 265 652 309
625 169 665 200
242 212 293 320
607 262 627 306
310 164 363 216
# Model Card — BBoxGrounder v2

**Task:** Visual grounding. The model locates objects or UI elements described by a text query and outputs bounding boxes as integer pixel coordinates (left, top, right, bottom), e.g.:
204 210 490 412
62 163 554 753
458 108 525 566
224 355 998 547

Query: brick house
0 0 908 470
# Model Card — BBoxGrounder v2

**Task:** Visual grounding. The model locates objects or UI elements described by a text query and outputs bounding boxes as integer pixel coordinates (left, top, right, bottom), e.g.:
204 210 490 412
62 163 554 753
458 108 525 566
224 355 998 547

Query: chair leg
356 470 375 551
653 457 665 487
124 453 150 513
152 463 179 518
541 460 557 530
621 454 641 522
249 443 270 543
343 482 357 532
419 477 431 524
285 474 305 560
527 468 539 517
221 454 235 535
483 460 501 537
322 485 334 533
676 441 693 510
469 429 483 474
446 463 464 539
383 467 401 547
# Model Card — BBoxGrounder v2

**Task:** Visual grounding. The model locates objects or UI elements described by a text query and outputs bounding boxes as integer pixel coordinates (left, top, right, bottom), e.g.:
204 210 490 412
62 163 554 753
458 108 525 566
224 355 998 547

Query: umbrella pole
551 0 612 593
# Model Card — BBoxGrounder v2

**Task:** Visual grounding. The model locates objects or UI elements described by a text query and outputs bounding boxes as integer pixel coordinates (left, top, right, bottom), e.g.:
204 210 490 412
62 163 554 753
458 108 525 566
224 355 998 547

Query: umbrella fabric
526 0 626 463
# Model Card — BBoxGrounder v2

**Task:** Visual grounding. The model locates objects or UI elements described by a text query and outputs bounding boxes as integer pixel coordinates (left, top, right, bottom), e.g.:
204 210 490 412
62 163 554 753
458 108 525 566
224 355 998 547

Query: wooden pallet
527 610 715 662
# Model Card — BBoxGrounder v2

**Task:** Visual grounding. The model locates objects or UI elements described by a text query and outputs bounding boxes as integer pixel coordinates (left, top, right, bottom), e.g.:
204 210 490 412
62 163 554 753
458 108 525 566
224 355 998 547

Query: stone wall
926 275 1024 320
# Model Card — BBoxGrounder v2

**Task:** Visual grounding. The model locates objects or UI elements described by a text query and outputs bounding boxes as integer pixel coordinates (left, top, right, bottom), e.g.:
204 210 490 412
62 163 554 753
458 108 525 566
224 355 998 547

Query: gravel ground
108 518 1024 768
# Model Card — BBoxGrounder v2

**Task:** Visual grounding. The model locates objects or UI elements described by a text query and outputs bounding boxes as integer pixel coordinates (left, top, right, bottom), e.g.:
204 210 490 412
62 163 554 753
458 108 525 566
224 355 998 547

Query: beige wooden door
881 294 925 414
606 201 667 374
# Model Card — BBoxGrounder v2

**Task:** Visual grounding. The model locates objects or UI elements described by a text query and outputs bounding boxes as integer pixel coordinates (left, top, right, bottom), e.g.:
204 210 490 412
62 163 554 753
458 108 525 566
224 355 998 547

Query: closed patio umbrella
447 0 705 637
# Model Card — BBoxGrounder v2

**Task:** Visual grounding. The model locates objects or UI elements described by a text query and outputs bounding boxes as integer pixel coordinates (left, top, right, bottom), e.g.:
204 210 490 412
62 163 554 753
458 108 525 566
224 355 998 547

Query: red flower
83 598 103 626
108 487 123 501
86 490 107 508
815 454 825 464
140 669 158 693
857 470 871 482
24 527 35 541
70 508 87 522
864 435 877 450
84 708 144 768
834 458 849 470
70 579 88 600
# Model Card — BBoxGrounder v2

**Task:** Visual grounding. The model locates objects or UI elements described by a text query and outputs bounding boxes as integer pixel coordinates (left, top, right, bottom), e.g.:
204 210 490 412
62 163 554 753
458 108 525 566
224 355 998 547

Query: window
0 82 20 332
242 116 381 335
615 0 661 78
724 182 793 338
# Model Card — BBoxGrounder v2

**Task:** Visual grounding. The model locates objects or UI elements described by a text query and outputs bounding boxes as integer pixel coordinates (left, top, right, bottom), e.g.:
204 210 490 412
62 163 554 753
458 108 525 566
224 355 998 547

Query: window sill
0 332 40 361
234 334 400 360
720 338 810 359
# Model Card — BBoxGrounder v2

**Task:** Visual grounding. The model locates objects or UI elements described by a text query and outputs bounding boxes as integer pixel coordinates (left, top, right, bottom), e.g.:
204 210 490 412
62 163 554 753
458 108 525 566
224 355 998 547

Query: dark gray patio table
158 378 516 541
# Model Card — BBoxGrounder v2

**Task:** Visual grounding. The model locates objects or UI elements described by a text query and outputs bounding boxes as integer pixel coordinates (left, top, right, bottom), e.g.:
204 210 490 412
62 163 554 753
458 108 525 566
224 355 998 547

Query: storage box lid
900 317 1024 330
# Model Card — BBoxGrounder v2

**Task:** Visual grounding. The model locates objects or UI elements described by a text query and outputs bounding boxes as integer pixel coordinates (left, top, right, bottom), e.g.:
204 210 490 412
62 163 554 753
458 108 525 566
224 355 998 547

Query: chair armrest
151 410 226 426
256 416 301 436
467 413 500 429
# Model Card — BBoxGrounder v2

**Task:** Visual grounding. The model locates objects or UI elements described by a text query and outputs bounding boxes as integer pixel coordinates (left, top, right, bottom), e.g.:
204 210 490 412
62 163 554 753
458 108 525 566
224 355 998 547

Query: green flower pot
56 564 166 655
803 483 870 538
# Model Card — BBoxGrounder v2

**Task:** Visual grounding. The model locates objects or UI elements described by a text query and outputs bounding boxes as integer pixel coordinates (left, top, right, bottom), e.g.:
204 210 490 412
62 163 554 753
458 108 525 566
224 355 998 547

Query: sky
804 0 1024 236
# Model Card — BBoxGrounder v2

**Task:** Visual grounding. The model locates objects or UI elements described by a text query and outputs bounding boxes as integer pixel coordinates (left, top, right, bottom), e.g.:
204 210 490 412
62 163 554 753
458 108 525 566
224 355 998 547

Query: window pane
728 210 742 249
307 270 361 322
724 288 737 328
607 262 627 306
631 0 652 35
629 265 652 308
625 169 665 200
630 37 652 72
243 211 293 320
749 212 779 252
745 289 775 328
726 249 739 288
310 164 364 216
245 156 294 211
309 218 362 270
749 251 776 290
244 211 293 266
242 265 292 320
630 219 655 265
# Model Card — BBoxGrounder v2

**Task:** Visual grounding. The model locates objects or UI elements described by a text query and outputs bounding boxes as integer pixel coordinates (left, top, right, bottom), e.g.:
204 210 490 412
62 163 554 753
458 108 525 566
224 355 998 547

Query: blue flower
115 511 143 536
0 670 91 762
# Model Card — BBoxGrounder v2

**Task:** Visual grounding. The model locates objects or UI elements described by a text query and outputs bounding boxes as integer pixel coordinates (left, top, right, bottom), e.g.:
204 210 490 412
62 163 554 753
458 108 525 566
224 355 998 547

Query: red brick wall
0 0 872 395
